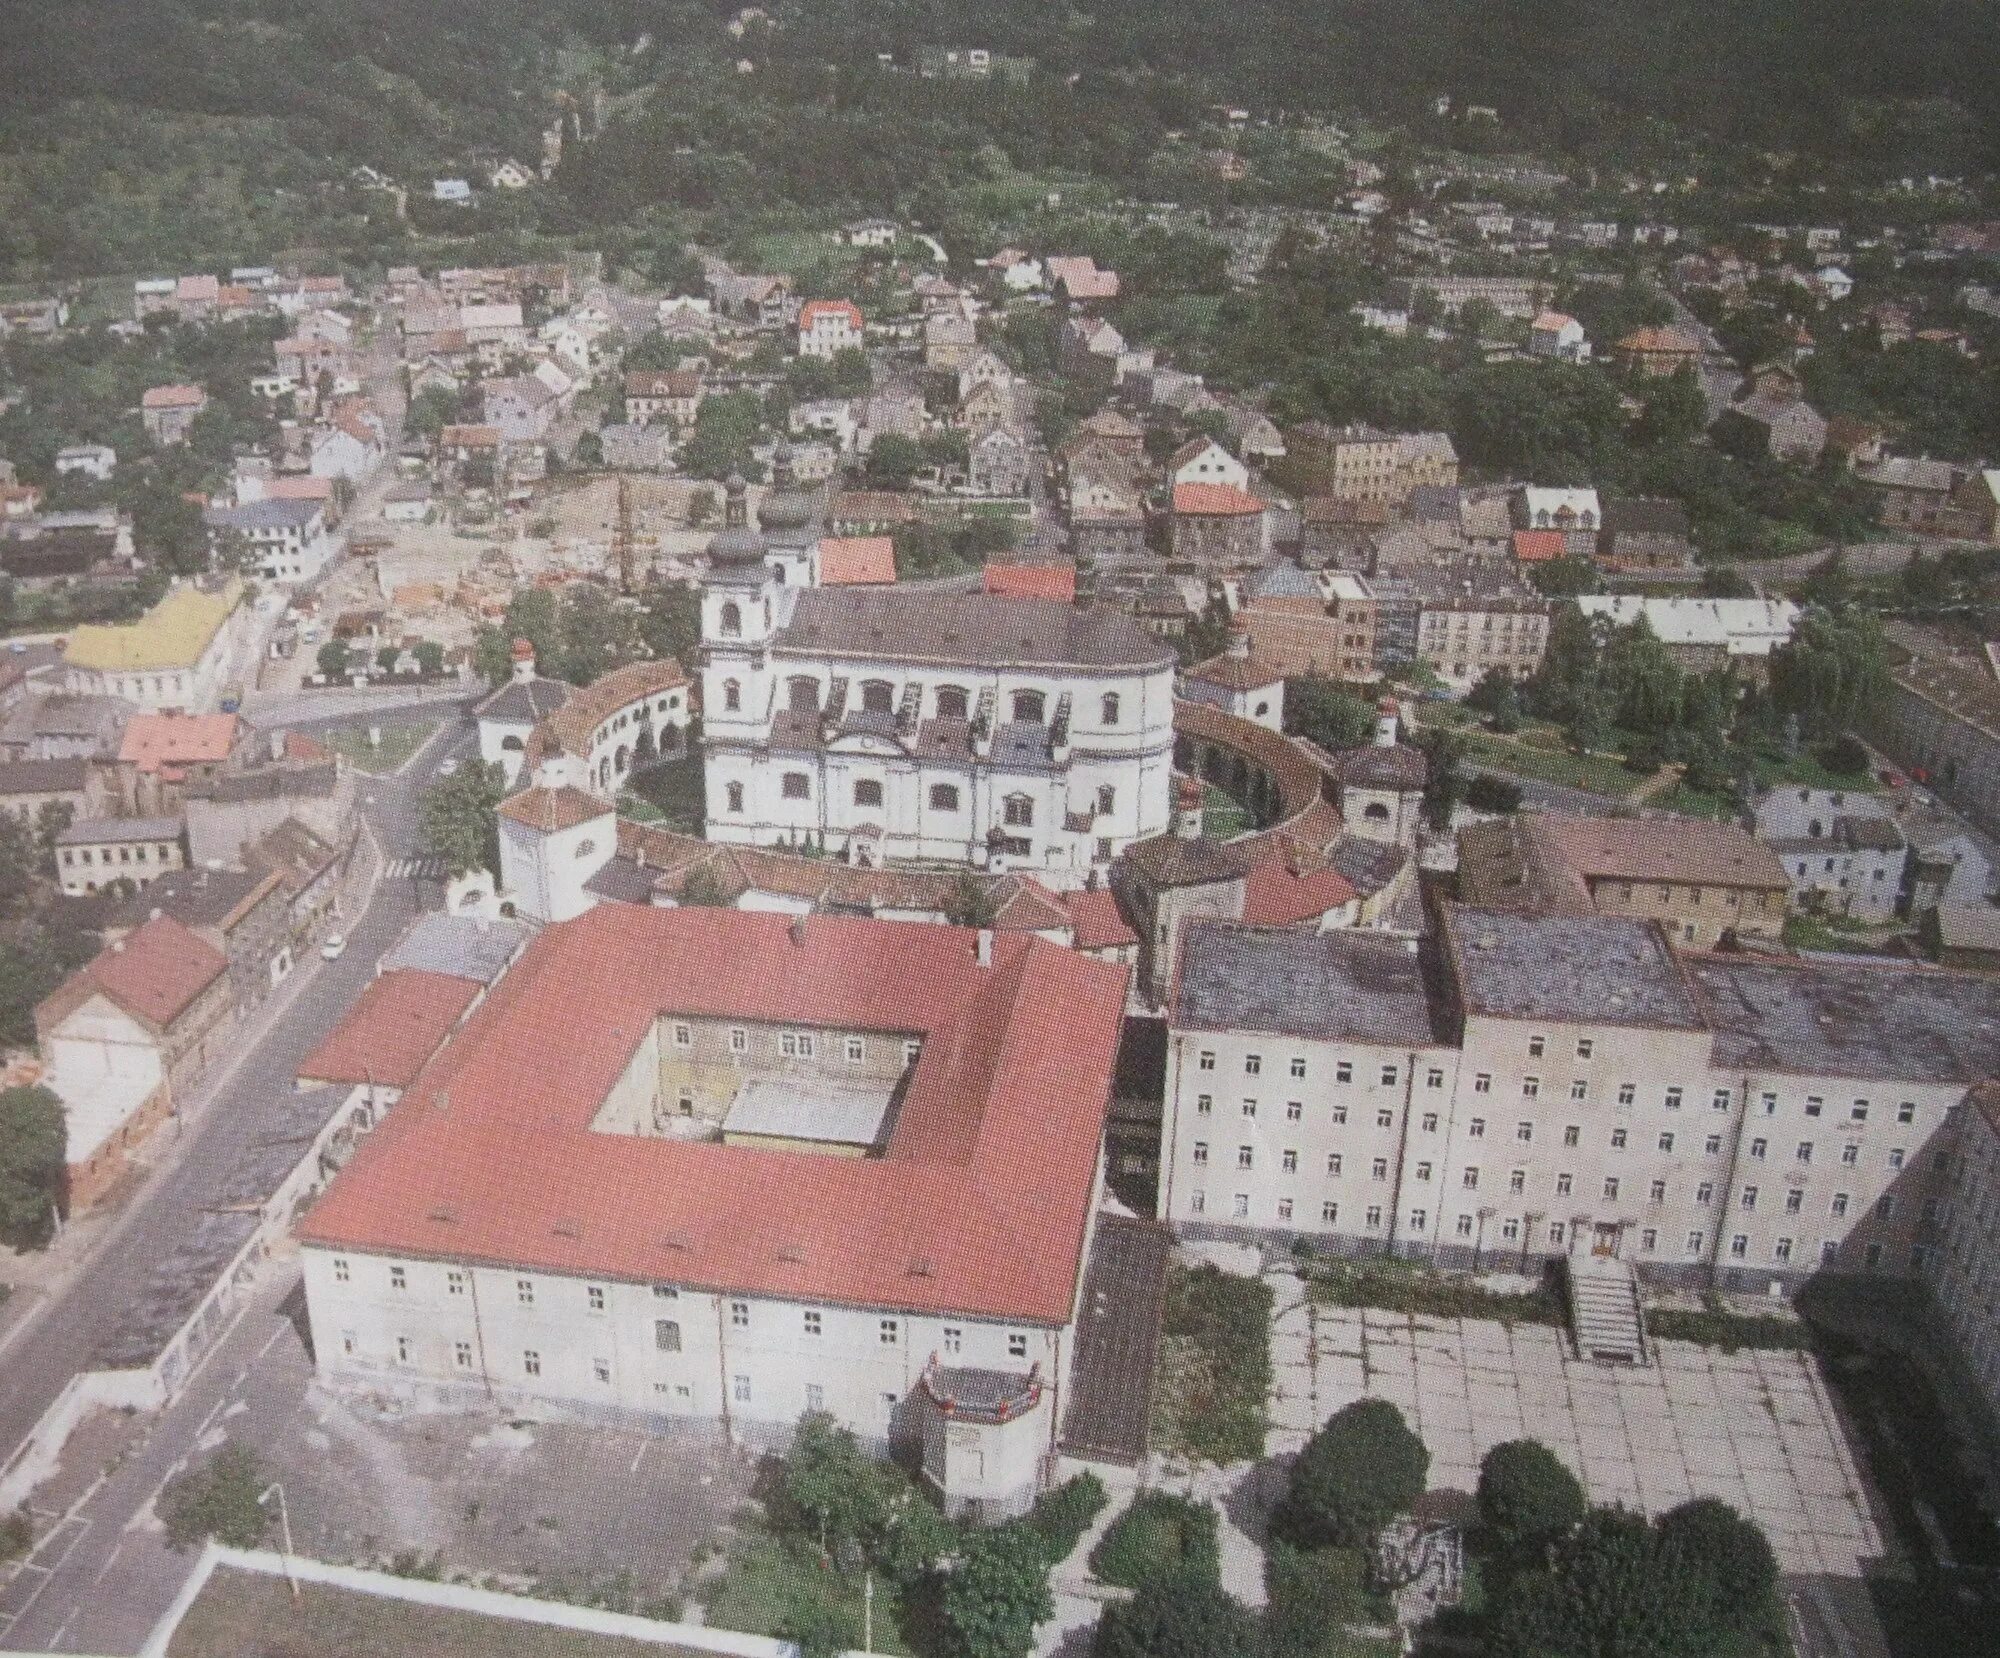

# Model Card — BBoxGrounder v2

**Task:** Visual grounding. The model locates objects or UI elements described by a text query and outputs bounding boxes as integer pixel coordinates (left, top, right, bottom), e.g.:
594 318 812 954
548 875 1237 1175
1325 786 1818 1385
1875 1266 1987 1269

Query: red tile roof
1511 529 1568 563
984 560 1077 601
1065 887 1138 951
119 712 238 776
50 915 226 1032
817 536 897 586
1241 863 1358 926
495 785 611 833
298 969 481 1089
1173 482 1264 517
296 908 1127 1324
800 299 863 330
141 383 206 410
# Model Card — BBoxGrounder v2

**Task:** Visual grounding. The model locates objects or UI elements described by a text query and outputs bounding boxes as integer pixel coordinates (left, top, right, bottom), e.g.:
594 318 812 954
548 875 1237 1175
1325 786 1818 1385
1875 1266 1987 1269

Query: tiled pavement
1268 1276 1882 1577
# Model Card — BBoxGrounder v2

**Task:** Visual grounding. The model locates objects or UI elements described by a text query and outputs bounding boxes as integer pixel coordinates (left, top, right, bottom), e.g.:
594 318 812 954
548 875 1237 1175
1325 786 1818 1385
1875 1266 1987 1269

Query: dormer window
936 685 969 719
1011 690 1045 724
719 601 742 637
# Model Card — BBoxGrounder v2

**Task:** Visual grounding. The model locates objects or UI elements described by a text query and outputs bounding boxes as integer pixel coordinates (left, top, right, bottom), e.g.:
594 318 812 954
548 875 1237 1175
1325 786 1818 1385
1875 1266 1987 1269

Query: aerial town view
0 4 1999 1656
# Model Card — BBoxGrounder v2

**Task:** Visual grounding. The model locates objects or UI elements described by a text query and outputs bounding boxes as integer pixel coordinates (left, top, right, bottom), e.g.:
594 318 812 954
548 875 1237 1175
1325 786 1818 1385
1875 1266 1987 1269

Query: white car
320 934 347 962
437 758 460 778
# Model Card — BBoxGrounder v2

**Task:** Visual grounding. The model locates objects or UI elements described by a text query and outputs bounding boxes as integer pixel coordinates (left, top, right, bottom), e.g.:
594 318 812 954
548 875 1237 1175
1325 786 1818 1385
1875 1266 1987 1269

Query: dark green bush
1089 1491 1221 1590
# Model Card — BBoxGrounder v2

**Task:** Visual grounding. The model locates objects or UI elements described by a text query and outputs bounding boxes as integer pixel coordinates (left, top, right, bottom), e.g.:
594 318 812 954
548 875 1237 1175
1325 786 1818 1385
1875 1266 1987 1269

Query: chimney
1226 615 1251 660
1174 775 1206 839
149 906 163 921
975 927 994 968
1374 696 1400 748
268 727 286 762
788 914 808 947
511 637 536 683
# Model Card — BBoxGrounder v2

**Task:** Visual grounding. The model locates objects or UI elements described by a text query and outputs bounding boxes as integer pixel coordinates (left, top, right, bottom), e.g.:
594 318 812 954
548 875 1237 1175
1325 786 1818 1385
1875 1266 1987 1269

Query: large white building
699 476 1177 887
61 578 251 715
295 906 1129 1517
1159 906 2000 1297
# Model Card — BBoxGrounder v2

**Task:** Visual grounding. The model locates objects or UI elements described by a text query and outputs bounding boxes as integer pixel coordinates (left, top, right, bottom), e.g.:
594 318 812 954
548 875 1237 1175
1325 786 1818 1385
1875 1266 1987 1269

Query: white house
699 479 1177 888
797 299 864 360
474 641 574 786
204 497 337 586
1528 311 1589 362
55 444 117 482
1168 436 1250 491
432 179 474 204
1517 485 1602 531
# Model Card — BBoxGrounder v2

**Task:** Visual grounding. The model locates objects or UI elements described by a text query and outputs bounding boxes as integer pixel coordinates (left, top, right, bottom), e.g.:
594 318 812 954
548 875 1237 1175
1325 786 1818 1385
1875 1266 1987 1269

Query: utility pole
258 1484 300 1603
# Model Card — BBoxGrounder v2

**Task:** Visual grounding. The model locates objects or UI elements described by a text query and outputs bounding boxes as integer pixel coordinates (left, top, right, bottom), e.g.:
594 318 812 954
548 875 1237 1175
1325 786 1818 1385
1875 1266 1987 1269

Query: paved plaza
1268 1281 1883 1577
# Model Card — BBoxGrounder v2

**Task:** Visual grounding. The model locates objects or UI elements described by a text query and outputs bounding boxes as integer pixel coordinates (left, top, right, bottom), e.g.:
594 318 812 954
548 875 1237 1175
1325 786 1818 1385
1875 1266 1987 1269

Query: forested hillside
0 0 1995 282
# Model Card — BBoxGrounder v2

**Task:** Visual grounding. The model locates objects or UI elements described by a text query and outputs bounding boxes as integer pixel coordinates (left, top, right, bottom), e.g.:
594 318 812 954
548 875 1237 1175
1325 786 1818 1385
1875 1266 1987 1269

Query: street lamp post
258 1483 300 1603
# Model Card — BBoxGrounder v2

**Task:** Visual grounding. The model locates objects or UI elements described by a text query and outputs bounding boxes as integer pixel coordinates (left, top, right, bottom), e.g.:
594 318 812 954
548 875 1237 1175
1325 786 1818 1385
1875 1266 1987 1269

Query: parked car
321 933 347 961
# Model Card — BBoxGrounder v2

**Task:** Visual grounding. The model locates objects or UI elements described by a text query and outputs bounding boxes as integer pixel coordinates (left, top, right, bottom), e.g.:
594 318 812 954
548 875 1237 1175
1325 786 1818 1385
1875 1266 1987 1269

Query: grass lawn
703 1532 910 1655
1782 911 1880 953
1750 751 1880 794
1203 781 1253 839
1648 781 1743 821
742 231 859 281
621 756 705 833
165 1569 704 1658
1458 729 1632 798
1302 1254 1564 1327
325 720 440 775
1151 1262 1271 1463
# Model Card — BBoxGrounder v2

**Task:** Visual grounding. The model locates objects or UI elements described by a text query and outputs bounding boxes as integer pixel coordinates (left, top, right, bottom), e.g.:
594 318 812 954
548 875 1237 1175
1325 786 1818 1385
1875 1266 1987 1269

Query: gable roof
984 560 1077 602
298 969 481 1089
1173 482 1263 517
118 712 238 775
817 536 897 586
43 915 226 1034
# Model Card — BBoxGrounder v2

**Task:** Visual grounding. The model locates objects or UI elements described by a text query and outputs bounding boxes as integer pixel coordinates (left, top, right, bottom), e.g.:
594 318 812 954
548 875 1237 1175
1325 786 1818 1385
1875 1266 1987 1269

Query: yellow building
63 578 248 713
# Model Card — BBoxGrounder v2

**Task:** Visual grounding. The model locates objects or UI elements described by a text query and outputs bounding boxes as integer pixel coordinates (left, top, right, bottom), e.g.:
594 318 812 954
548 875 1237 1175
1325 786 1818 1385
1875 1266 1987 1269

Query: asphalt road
0 712 472 1478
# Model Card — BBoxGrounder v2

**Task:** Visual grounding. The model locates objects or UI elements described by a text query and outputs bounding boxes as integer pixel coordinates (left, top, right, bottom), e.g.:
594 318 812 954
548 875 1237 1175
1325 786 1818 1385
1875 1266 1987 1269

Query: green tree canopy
160 1443 269 1552
1478 1439 1587 1559
419 759 508 878
1092 1569 1259 1658
0 1084 65 1249
1275 1397 1429 1550
940 1523 1054 1658
1285 676 1376 752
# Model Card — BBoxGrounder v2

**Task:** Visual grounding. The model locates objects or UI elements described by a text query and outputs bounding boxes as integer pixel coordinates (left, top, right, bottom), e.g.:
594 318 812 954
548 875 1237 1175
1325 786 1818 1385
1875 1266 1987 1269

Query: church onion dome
707 471 767 567
758 442 816 534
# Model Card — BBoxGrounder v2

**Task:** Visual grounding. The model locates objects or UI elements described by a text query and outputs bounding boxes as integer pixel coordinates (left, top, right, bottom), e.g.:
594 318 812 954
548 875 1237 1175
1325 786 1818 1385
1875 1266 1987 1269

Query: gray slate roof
1174 921 1443 1046
475 675 573 724
774 591 1174 672
1445 906 1704 1029
379 912 532 984
1687 955 2000 1084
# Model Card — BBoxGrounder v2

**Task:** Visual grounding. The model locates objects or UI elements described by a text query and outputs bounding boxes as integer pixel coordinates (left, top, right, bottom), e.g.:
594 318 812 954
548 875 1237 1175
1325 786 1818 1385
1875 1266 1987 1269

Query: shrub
160 1443 269 1551
1028 1472 1106 1564
1274 1399 1428 1550
1477 1440 1585 1557
1089 1491 1220 1590
938 1522 1053 1658
1464 773 1523 814
0 1507 30 1562
1153 1264 1272 1463
1264 1540 1380 1658
1092 1568 1260 1658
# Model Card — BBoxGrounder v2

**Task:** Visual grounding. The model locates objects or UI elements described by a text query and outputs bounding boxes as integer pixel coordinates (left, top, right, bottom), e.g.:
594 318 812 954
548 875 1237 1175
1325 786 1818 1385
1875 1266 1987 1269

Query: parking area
1269 1286 1884 1577
199 1314 761 1600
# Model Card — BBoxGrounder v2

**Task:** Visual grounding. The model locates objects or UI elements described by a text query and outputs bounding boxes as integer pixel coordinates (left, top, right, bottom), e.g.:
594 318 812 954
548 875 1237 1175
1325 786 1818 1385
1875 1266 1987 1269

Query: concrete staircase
1567 1254 1649 1365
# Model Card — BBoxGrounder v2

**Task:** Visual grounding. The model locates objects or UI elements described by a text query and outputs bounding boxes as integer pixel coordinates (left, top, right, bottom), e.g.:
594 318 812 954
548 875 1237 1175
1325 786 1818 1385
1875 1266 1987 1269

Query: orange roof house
296 907 1128 1325
816 536 897 586
984 559 1078 602
119 712 239 779
1173 482 1264 517
297 969 481 1091
1511 528 1568 563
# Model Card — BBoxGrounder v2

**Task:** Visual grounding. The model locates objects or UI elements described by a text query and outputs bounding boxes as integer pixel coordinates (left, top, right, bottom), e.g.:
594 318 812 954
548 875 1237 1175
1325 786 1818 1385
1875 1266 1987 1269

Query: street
0 709 478 1652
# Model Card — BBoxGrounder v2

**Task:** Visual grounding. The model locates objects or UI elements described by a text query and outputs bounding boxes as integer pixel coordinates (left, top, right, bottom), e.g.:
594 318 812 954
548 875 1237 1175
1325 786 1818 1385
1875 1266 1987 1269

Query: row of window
333 1261 1030 1355
708 649 1129 734
662 1023 920 1067
1183 1192 1905 1271
60 842 175 867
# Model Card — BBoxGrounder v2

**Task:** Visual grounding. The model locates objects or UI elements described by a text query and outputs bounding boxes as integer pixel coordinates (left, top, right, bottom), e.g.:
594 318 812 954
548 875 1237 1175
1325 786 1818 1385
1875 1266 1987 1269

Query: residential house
1720 368 1827 464
842 218 899 248
1946 470 2000 544
102 864 297 1007
1753 787 1909 923
205 497 336 586
54 817 186 897
1613 325 1705 378
1047 256 1120 306
1528 312 1589 361
1171 483 1270 568
924 309 978 372
140 384 207 446
1289 423 1401 504
624 369 704 429
114 711 242 815
1859 456 1957 530
1458 813 1789 948
968 426 1031 497
482 375 563 445
1169 436 1250 492
62 579 250 714
1396 433 1459 497
958 378 1015 439
55 444 116 482
797 299 864 360
1575 596 1802 677
815 537 897 587
1868 641 2000 838
35 915 232 1206
1242 566 1377 681
1596 498 1699 580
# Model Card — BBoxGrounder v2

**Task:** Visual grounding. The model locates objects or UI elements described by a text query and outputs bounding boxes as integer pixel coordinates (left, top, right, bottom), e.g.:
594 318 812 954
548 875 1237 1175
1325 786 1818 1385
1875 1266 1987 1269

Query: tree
1766 607 1891 738
1274 1398 1428 1549
419 759 507 878
781 1591 857 1658
160 1443 269 1552
316 639 351 680
1286 677 1375 752
783 1414 890 1558
1415 726 1468 832
413 640 445 678
867 433 924 488
1464 773 1523 814
939 1523 1053 1658
0 1085 65 1249
678 866 729 907
1092 1570 1258 1658
943 871 999 929
1655 1496 1777 1628
376 645 401 673
639 578 702 668
32 799 73 861
1478 1439 1586 1559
